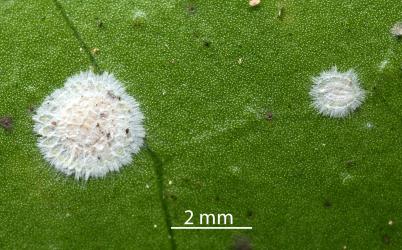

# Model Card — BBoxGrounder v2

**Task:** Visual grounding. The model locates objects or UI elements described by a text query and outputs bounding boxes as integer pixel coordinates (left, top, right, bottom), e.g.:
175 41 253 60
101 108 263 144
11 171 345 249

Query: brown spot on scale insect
107 90 118 99
100 112 108 118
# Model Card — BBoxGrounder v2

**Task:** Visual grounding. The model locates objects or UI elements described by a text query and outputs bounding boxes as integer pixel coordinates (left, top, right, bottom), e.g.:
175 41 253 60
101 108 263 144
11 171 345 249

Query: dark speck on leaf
382 235 390 244
345 160 355 167
247 210 254 219
232 235 252 250
203 39 211 47
0 116 13 131
28 105 36 113
266 112 273 121
186 3 197 15
96 19 104 28
165 192 177 201
125 128 129 134
324 200 332 208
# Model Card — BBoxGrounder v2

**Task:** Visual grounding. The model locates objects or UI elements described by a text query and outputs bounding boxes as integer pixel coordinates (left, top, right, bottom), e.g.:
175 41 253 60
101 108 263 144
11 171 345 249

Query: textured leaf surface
0 1 168 249
1 0 402 249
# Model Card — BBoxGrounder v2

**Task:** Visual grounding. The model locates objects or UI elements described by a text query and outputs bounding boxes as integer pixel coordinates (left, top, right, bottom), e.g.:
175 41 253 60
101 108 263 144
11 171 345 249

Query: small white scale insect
310 67 365 118
33 71 145 180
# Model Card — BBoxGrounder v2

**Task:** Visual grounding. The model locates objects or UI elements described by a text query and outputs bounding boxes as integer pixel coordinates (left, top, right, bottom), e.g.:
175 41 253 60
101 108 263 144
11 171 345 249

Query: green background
0 0 401 249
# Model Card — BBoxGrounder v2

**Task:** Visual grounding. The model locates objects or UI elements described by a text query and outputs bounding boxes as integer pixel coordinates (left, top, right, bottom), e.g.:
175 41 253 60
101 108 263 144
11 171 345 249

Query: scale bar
171 226 252 230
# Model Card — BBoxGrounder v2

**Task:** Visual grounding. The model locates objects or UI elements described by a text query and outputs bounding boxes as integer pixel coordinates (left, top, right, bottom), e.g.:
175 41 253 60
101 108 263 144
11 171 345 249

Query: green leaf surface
1 0 402 249
0 1 168 249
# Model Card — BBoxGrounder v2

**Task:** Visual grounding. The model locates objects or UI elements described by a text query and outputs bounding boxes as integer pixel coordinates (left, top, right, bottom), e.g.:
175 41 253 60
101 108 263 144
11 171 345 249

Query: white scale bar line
171 226 252 230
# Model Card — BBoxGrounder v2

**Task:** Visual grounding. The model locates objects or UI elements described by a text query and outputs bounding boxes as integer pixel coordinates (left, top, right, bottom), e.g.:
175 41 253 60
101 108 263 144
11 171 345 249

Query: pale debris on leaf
249 0 260 7
91 48 100 55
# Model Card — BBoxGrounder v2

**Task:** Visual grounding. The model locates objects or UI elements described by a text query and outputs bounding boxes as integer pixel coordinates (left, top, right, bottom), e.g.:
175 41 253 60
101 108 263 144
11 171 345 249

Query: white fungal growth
310 67 365 118
391 22 402 37
33 71 145 180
